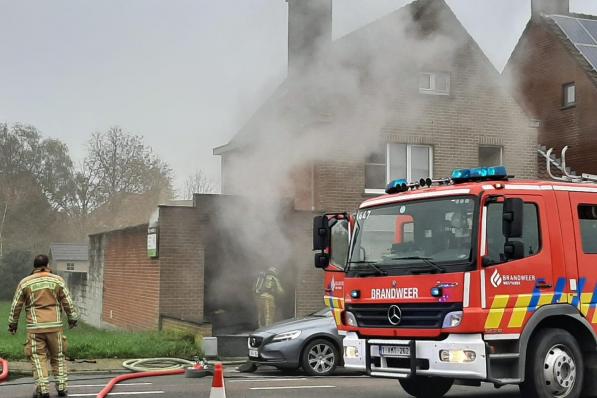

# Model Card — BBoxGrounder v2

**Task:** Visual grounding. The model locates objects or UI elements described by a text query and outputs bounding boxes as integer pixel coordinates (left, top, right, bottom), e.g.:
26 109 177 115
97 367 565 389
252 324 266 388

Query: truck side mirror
503 198 523 238
314 252 330 269
313 216 330 251
504 240 525 260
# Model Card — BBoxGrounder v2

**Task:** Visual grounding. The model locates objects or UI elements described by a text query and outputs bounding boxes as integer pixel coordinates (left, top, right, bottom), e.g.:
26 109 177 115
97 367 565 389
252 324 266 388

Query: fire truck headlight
272 330 301 342
342 311 358 327
442 311 463 328
439 349 476 363
344 345 360 359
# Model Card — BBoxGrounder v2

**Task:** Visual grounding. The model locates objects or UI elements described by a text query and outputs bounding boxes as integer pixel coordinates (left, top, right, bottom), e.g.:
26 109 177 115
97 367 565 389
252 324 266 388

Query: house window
563 82 576 107
365 143 433 193
479 146 503 167
66 262 75 271
419 72 450 95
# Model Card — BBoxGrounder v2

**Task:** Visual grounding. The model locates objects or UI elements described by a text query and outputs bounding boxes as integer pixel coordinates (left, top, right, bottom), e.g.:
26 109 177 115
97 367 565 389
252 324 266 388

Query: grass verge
0 301 200 361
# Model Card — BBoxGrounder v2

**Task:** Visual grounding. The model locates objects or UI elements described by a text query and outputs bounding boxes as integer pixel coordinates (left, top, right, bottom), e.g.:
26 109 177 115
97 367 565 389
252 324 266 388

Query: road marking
230 378 307 383
69 391 164 397
70 383 152 388
250 385 336 390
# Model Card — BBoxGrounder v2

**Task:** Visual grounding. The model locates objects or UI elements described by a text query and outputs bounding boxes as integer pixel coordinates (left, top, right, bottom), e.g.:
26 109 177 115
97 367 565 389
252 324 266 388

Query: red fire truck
313 153 597 398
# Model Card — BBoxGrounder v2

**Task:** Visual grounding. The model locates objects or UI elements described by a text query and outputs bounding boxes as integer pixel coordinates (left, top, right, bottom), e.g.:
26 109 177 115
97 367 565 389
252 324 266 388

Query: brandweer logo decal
490 269 535 288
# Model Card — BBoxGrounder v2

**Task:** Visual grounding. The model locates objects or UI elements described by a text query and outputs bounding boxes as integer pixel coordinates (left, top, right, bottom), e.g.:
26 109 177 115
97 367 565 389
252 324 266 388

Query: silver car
247 308 343 376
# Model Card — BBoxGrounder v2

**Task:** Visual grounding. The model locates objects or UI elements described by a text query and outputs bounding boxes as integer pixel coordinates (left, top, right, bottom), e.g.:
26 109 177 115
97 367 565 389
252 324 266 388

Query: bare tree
182 170 216 199
66 126 174 234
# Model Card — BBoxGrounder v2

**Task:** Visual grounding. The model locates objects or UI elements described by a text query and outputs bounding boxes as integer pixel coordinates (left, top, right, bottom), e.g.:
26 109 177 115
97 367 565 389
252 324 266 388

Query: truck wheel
301 339 338 376
399 376 454 398
521 328 584 398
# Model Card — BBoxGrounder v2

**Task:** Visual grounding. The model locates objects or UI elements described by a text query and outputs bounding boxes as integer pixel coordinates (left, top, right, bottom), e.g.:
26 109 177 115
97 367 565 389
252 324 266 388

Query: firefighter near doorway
7 254 79 398
255 265 285 328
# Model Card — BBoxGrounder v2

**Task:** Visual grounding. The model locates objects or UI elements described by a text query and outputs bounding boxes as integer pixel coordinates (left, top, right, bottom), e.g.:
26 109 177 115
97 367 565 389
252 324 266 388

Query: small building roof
50 243 89 262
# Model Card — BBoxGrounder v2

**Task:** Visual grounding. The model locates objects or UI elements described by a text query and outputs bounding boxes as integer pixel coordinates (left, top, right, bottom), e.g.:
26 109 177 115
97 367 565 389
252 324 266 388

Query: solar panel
577 45 597 70
579 19 597 43
552 15 597 45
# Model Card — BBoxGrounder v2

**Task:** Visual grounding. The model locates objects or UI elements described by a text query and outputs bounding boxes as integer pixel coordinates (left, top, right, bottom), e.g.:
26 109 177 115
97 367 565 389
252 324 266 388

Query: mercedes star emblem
387 305 402 326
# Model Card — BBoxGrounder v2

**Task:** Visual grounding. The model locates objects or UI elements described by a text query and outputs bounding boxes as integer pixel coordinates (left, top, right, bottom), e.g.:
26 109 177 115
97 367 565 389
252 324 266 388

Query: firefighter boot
32 389 50 398
57 386 68 396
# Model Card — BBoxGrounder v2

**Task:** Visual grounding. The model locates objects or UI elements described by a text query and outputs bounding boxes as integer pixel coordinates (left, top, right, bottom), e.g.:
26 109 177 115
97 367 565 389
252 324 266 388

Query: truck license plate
380 345 410 357
249 349 259 358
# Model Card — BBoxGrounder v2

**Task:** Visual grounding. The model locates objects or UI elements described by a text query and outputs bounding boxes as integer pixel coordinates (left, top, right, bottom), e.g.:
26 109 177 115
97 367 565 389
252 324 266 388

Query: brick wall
311 37 537 214
102 225 161 331
158 205 204 323
504 19 597 175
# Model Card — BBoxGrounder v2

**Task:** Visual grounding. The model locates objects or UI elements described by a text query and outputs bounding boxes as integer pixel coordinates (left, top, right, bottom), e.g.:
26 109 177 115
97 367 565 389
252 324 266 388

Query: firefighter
255 266 284 328
8 254 79 398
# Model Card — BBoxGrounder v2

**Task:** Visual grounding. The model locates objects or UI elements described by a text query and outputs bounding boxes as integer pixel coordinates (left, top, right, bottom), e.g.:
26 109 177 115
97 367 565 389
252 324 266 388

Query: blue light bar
385 179 408 194
451 166 508 183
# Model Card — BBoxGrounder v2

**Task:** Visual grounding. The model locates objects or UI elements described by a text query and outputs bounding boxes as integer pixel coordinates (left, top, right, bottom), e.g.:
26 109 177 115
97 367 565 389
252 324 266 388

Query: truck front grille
346 303 462 329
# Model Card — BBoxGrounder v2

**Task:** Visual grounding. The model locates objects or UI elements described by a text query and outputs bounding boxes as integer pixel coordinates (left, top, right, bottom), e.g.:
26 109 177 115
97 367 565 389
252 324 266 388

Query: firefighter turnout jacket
8 267 79 333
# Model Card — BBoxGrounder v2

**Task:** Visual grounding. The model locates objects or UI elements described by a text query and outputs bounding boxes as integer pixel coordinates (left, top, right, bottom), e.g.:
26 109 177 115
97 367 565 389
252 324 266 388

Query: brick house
214 0 538 316
504 0 597 175
75 0 539 337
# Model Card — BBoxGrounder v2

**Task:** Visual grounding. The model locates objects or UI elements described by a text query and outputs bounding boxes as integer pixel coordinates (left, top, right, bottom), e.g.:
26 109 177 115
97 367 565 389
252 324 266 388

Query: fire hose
96 368 185 398
97 358 208 398
0 358 8 382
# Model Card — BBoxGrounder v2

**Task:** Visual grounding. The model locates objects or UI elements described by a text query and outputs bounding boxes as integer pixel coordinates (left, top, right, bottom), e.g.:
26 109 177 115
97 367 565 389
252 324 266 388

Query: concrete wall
60 237 104 328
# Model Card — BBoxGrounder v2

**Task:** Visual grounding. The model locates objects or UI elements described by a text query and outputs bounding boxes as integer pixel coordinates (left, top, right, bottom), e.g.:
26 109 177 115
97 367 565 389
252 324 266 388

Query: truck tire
520 328 584 398
399 376 454 398
301 339 338 376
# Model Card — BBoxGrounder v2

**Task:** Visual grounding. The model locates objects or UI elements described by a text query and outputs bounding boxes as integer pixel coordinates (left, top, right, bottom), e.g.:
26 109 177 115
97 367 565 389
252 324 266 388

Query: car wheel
301 339 338 376
399 376 454 398
520 328 583 398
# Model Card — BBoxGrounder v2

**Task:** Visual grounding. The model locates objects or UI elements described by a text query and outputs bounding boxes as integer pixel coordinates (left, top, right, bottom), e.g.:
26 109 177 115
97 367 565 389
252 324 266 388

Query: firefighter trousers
257 294 275 328
25 331 68 394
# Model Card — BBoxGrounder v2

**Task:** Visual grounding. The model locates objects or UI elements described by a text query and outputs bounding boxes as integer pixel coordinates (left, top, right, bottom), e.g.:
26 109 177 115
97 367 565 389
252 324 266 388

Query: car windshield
349 195 476 275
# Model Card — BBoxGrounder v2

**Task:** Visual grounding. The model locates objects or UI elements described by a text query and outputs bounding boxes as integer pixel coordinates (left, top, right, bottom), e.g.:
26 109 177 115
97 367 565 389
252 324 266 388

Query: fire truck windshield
349 196 477 276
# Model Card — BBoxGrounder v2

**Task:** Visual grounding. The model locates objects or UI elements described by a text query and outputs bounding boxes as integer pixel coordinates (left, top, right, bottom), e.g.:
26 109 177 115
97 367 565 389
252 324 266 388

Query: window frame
478 145 503 167
577 204 597 254
482 200 543 266
365 143 434 194
419 72 451 96
562 82 576 108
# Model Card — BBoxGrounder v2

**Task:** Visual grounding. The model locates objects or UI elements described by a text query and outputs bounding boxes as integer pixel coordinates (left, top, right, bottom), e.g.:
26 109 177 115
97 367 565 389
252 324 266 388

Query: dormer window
563 82 576 107
419 72 450 95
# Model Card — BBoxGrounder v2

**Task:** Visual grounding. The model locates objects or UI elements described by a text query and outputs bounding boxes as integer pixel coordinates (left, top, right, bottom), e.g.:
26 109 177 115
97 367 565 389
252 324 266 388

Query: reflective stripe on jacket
8 267 79 333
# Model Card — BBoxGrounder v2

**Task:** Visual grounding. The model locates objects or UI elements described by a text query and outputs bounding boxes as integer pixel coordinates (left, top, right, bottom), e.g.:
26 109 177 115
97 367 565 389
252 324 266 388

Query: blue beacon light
451 166 508 183
385 179 409 194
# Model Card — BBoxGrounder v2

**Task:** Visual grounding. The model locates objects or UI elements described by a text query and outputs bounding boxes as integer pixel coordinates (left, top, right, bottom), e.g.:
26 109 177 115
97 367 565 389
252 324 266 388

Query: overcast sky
2 0 597 193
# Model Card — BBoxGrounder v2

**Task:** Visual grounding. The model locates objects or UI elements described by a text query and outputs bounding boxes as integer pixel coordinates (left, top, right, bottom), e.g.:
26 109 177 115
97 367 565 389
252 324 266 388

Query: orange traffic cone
209 363 226 398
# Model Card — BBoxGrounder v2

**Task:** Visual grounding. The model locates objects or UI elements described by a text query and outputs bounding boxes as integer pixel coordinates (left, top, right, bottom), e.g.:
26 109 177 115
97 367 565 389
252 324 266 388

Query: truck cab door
313 214 350 326
482 194 555 334
568 193 597 323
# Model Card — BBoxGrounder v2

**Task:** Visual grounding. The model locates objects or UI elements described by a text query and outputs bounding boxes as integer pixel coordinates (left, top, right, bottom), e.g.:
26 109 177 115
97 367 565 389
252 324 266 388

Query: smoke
208 0 536 326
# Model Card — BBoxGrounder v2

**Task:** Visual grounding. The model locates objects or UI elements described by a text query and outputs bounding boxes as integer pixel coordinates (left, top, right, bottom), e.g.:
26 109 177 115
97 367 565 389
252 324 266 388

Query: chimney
531 0 569 17
287 0 332 77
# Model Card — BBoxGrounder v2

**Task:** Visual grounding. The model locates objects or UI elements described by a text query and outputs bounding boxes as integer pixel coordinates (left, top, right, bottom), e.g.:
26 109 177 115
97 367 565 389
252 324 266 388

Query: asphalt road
1 368 523 398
